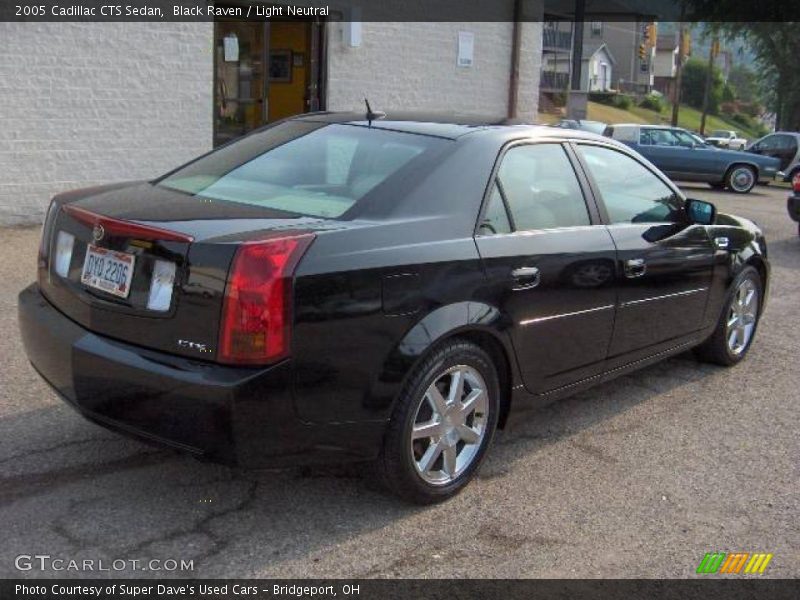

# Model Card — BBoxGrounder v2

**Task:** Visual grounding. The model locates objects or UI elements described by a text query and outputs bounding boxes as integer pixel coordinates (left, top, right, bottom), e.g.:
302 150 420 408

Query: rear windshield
158 121 447 218
710 130 730 137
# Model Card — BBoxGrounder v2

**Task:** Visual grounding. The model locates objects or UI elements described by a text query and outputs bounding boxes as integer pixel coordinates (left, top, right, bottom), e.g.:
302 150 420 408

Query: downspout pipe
507 0 522 120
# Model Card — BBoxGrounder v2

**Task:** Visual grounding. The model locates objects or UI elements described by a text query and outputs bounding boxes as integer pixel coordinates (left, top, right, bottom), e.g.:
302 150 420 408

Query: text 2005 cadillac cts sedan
19 113 769 503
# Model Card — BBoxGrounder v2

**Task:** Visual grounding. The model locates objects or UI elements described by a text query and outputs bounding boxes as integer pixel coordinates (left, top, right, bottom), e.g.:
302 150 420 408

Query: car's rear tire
374 339 500 504
694 266 762 366
725 164 757 194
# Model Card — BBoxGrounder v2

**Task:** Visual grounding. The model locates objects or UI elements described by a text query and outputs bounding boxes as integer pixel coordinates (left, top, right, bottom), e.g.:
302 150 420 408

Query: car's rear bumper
788 194 800 223
18 284 385 467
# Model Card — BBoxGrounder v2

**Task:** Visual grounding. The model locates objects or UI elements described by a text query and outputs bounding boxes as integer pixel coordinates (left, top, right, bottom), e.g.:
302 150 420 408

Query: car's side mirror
686 198 716 225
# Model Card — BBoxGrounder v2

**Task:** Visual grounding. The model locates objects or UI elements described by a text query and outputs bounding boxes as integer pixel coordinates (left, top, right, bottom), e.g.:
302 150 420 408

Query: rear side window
495 144 590 231
158 122 446 218
478 183 512 235
610 126 638 142
577 144 684 224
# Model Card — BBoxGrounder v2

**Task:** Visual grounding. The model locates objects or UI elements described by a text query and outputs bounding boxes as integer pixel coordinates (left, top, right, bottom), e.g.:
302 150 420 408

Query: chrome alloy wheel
410 365 489 485
726 278 758 355
729 166 755 193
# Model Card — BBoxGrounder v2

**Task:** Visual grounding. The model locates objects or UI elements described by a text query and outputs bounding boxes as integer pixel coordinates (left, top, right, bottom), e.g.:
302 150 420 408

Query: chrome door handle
623 258 647 278
715 236 730 249
511 266 541 290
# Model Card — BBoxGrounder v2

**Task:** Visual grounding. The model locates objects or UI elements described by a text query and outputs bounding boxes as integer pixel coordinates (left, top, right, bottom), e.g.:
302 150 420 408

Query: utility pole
566 0 586 119
671 14 687 126
699 35 718 135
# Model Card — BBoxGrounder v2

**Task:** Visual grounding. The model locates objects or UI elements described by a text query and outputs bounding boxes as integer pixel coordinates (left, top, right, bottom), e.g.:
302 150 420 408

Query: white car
705 130 748 150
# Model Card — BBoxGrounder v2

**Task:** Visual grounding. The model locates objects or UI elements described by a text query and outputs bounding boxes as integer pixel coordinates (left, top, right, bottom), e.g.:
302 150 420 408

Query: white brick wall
0 19 543 225
326 21 542 121
0 22 213 225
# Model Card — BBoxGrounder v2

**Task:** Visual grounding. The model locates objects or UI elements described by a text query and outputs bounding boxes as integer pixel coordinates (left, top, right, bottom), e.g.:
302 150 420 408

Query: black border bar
0 0 791 22
3 579 800 600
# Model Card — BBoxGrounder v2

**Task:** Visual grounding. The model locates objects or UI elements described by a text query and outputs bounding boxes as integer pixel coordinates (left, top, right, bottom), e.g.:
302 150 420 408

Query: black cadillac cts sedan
19 113 769 503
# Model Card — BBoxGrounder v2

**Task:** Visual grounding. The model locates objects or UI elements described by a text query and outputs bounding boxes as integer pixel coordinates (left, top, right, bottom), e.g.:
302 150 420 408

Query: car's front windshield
158 121 447 218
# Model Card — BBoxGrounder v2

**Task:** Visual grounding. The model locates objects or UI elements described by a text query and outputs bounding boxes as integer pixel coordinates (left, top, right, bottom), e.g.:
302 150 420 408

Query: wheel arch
725 160 760 179
373 301 521 429
743 255 770 312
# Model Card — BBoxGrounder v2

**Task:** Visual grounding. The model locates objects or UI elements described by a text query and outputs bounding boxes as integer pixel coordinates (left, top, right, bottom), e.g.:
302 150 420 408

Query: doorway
213 16 325 146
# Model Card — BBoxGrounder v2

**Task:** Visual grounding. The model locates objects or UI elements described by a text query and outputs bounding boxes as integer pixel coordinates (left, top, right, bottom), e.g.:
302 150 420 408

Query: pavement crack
122 477 260 567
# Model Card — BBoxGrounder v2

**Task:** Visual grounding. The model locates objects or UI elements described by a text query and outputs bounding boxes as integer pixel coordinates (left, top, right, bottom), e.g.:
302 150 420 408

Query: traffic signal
681 30 691 56
638 43 647 60
645 22 657 46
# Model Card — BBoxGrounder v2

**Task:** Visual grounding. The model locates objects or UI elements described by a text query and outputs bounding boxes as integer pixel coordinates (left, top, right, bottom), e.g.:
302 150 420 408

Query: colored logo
696 552 773 574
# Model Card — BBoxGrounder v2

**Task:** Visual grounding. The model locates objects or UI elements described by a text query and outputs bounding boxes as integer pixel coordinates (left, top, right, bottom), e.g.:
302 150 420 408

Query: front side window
645 129 681 146
158 122 445 218
496 144 590 231
672 130 698 146
577 144 684 224
757 135 778 150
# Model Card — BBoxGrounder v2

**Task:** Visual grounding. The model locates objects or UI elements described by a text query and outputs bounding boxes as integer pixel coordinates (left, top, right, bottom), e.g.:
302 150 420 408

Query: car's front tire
375 339 500 504
725 164 757 194
694 266 762 366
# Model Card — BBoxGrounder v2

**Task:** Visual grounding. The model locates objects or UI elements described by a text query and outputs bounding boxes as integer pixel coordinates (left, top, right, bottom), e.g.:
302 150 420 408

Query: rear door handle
511 266 541 290
623 258 647 278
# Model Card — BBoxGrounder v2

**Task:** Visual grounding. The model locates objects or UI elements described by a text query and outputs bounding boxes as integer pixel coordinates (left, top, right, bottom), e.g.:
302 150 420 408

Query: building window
591 22 603 36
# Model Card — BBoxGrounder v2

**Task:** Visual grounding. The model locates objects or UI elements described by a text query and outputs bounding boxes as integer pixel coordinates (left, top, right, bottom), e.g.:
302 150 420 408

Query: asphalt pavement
0 183 797 578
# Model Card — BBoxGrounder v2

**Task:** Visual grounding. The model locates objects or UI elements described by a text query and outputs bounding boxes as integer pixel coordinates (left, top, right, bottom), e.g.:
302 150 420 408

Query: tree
710 22 800 130
727 65 760 104
680 58 724 115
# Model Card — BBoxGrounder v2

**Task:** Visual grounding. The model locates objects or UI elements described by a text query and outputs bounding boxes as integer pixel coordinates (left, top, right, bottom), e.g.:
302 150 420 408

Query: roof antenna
365 98 385 124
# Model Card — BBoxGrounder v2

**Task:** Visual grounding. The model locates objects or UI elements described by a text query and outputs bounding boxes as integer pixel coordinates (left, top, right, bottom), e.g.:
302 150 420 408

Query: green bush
613 94 633 110
731 113 751 127
722 84 735 104
639 95 664 112
588 91 616 105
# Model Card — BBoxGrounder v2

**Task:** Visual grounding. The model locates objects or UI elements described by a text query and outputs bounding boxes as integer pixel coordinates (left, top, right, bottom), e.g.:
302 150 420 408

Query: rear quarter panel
288 133 522 425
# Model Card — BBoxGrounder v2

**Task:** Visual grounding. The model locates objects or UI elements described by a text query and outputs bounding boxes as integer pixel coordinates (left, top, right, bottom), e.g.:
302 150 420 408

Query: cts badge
92 224 105 242
177 339 210 354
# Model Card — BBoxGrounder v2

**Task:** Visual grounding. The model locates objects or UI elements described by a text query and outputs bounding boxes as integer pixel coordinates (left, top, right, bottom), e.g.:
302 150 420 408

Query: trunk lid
40 182 339 361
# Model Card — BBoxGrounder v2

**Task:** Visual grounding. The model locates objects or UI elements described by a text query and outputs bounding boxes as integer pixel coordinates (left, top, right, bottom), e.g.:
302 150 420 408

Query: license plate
81 245 136 299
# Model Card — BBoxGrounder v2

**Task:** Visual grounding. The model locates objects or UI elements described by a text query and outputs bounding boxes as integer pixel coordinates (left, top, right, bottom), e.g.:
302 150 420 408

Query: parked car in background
19 114 770 503
551 119 608 135
705 130 748 150
787 172 800 236
604 124 780 193
746 132 800 181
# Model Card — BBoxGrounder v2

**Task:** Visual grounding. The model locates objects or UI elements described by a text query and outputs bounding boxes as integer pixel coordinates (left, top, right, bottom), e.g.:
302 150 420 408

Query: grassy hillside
538 101 764 141
587 102 764 141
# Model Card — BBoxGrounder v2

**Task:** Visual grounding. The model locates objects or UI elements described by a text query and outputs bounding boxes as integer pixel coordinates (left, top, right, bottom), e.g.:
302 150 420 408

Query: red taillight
218 233 315 365
793 172 800 193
